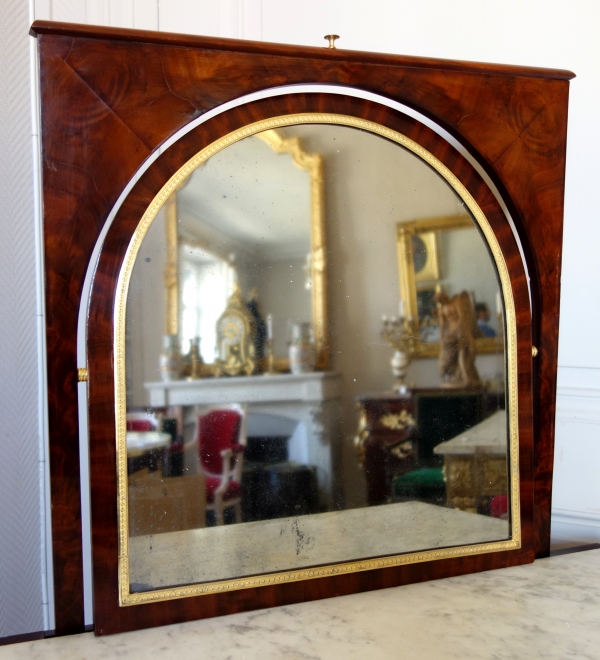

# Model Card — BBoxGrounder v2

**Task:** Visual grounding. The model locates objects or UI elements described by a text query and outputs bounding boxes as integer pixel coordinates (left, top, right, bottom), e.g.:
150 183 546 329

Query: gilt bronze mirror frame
31 20 572 636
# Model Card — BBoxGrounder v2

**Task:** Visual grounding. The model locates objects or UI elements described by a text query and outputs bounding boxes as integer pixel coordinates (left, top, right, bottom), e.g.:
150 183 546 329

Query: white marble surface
129 502 508 589
5 548 600 659
435 409 507 455
145 371 342 407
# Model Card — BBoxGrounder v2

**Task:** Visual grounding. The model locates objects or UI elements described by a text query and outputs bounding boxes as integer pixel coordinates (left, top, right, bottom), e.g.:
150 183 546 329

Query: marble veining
4 549 600 659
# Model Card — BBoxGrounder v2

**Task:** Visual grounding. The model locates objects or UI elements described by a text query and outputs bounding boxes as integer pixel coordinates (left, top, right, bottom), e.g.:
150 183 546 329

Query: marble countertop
5 548 600 659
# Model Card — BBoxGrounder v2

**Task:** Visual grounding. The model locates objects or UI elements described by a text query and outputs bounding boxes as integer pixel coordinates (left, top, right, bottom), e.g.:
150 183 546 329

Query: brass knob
532 346 538 358
324 34 340 49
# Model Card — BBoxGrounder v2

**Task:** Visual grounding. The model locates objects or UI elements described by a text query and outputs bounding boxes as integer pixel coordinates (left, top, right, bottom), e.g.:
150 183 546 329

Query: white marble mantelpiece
7 548 600 658
145 371 342 407
147 372 343 506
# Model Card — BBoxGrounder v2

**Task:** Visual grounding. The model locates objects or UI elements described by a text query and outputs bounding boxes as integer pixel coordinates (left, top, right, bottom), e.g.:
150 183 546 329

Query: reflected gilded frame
397 215 505 358
114 113 520 607
163 128 328 372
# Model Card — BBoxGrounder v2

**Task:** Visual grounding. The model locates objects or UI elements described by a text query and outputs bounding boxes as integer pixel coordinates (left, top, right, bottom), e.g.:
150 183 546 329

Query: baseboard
552 508 600 543
0 630 45 646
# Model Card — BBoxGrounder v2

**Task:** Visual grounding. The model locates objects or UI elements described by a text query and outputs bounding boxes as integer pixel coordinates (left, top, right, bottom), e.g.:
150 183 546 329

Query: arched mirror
117 116 518 602
33 20 571 636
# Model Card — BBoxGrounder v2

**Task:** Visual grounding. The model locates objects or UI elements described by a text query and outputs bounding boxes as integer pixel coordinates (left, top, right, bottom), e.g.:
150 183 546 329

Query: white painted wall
0 0 51 640
0 0 593 637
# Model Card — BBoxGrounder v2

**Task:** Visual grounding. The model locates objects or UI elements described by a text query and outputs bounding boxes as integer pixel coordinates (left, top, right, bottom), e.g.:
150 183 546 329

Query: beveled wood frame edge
87 93 535 635
29 20 576 81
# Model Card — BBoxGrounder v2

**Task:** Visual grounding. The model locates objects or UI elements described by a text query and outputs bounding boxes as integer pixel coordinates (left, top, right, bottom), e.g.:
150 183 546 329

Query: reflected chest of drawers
356 388 496 505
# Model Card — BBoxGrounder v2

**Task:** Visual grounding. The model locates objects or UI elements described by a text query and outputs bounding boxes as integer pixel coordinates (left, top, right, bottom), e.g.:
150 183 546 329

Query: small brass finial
532 346 539 357
324 34 340 49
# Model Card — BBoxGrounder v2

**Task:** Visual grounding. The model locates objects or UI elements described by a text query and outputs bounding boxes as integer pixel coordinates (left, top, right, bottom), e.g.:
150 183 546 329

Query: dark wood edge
531 86 570 559
550 543 600 557
29 20 576 81
0 631 46 647
88 93 535 635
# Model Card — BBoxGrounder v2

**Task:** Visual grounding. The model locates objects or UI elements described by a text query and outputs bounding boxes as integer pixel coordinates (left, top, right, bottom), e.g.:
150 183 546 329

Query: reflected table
126 431 208 537
126 431 172 456
126 430 172 476
434 410 508 513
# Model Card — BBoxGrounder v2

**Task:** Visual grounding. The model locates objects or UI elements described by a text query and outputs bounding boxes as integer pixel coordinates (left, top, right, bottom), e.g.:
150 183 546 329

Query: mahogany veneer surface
31 21 572 635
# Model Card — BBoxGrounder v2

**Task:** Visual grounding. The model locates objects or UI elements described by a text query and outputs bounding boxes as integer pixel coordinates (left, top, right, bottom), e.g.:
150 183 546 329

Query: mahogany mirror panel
31 20 573 636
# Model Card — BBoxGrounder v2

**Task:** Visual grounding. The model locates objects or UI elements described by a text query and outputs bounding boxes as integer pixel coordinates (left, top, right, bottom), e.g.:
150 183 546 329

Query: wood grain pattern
32 21 569 635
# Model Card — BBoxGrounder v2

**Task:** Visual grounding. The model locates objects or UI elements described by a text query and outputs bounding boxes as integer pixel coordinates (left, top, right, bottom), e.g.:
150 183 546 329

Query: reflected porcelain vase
391 349 410 393
289 323 316 375
159 334 182 381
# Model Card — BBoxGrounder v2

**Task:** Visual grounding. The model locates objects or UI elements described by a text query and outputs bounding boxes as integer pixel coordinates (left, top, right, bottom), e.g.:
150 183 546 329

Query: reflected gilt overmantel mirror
32 21 573 636
396 215 505 359
154 128 328 378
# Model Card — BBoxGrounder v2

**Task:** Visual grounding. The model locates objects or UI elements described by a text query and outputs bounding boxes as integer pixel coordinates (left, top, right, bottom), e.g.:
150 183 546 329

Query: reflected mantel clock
31 20 573 637
214 284 256 377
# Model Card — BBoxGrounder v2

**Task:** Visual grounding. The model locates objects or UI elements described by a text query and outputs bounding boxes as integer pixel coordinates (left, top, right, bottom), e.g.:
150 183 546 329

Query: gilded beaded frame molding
114 113 521 606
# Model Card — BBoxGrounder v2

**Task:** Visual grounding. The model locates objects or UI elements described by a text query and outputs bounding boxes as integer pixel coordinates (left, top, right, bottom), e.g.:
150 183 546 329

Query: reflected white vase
160 334 182 381
289 323 316 375
391 349 410 393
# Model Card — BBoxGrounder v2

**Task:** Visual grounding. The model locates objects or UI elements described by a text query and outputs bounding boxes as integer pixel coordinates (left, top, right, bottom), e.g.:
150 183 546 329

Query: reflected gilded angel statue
435 290 481 388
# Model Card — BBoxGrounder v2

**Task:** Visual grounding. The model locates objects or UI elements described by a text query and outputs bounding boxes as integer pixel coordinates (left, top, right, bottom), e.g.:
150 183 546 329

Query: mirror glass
122 119 515 597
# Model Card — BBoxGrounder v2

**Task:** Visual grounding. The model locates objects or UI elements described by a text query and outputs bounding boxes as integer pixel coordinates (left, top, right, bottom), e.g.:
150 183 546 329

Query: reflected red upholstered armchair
198 406 246 525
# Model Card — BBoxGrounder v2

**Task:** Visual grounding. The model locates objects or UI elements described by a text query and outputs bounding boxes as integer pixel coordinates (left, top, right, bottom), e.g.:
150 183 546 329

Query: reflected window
179 244 235 361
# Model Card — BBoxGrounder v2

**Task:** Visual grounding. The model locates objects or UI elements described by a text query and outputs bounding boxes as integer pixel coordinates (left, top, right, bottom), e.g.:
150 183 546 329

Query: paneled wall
0 0 48 640
33 0 262 38
1 0 595 638
553 368 600 545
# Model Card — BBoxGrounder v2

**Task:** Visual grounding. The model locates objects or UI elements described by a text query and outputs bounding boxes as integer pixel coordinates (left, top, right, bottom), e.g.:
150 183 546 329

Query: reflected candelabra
381 314 416 393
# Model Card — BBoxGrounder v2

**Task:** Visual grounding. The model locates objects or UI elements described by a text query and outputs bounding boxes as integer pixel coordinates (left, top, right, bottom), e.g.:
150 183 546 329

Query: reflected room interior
123 122 511 593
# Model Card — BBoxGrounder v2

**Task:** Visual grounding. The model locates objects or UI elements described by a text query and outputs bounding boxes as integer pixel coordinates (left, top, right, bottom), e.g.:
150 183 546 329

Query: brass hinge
77 367 88 382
